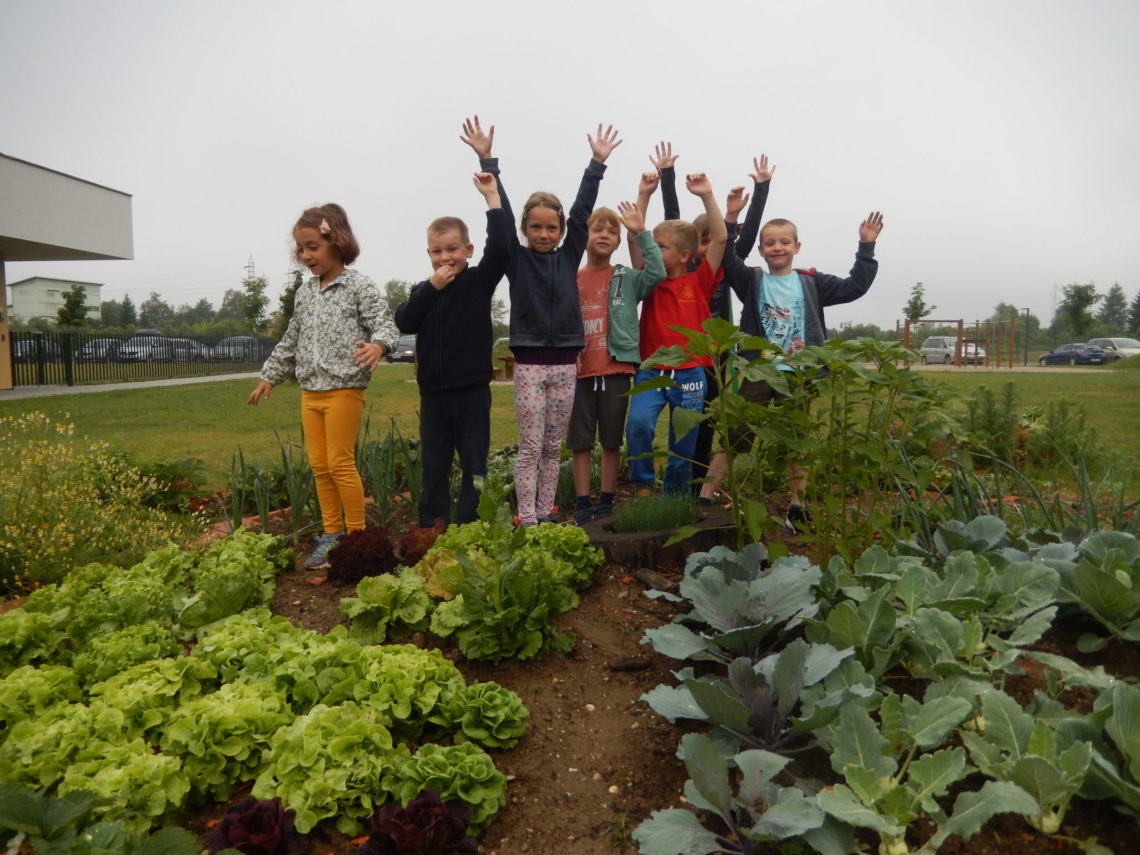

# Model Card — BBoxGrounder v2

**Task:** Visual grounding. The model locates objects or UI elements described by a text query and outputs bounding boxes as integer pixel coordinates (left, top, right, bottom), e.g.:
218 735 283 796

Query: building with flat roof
0 152 133 387
6 276 102 324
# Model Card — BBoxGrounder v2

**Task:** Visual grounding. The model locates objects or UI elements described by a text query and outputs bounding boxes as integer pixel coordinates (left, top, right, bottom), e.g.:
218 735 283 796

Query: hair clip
319 219 331 235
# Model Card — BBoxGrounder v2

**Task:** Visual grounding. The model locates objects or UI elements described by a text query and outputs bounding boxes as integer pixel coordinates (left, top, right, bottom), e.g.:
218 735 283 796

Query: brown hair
653 219 699 255
427 216 470 245
520 191 565 239
293 203 360 265
587 207 622 232
691 213 710 238
759 217 799 243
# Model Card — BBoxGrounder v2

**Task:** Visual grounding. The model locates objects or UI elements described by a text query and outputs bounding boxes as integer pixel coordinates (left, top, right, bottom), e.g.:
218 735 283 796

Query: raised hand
749 154 775 183
460 115 494 159
649 141 678 170
725 186 750 219
685 172 712 197
588 123 623 163
638 170 660 197
472 172 497 197
859 211 885 242
616 200 645 234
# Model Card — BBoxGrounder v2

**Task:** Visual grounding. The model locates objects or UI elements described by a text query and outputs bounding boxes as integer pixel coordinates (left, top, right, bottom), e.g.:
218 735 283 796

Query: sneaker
785 504 811 534
573 506 595 526
305 532 342 568
591 502 614 521
634 487 654 499
537 506 559 524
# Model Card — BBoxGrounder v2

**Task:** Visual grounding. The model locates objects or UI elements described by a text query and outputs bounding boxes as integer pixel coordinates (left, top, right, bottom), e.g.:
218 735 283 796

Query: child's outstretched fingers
588 123 623 162
472 172 496 194
750 154 775 183
650 141 678 170
860 211 885 241
460 115 494 158
616 200 645 234
639 171 660 195
685 172 712 195
247 380 272 406
725 186 750 218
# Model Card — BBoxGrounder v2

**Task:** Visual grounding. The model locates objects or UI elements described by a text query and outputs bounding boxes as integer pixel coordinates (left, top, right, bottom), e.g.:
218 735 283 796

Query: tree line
17 276 509 343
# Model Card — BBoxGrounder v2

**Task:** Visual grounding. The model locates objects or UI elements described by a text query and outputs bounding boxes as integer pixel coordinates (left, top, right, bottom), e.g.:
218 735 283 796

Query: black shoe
573 506 595 526
591 502 614 521
785 504 811 533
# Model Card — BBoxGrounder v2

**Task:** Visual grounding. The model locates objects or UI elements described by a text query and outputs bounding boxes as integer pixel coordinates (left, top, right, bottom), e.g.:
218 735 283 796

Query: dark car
12 339 62 363
386 334 416 363
77 338 121 362
1038 343 1107 366
212 336 260 362
170 338 211 362
117 334 174 362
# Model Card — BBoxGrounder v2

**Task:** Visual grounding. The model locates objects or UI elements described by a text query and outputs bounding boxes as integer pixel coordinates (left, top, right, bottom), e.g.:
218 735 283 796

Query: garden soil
190 507 1139 855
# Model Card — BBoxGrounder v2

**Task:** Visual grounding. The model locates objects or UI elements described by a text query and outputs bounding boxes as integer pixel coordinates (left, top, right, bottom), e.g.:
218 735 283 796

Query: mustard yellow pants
300 388 366 533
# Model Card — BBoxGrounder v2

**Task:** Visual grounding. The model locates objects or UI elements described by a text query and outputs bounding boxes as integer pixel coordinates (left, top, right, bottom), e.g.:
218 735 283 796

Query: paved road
0 372 259 401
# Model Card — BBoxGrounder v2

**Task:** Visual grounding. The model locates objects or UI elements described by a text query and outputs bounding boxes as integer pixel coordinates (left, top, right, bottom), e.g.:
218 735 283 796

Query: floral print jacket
259 269 400 391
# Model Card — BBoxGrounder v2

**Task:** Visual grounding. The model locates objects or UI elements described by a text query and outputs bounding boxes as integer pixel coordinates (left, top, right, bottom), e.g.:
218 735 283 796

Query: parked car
170 338 211 362
211 336 260 362
386 334 416 363
117 334 174 362
77 338 121 362
12 339 62 363
918 335 986 365
1086 337 1140 362
1038 342 1107 366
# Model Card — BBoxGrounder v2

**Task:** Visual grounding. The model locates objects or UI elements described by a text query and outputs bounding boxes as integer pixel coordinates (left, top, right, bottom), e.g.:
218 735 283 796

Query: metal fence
7 331 275 388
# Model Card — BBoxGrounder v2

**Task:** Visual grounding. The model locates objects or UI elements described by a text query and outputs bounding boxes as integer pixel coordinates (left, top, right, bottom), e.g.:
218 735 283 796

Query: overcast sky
3 0 1138 330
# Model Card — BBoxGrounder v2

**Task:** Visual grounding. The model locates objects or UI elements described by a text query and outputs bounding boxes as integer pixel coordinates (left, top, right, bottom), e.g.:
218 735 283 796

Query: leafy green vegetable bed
0 531 526 844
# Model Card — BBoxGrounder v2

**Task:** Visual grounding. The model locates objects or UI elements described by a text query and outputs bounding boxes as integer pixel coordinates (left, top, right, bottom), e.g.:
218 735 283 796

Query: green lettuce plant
436 681 529 750
381 742 507 833
339 569 434 644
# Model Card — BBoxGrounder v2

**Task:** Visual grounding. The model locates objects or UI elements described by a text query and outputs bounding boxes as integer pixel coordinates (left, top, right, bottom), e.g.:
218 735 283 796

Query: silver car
1086 337 1140 362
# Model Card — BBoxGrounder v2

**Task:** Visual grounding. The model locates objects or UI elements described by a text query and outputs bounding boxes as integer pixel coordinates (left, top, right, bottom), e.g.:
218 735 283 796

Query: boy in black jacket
394 171 510 527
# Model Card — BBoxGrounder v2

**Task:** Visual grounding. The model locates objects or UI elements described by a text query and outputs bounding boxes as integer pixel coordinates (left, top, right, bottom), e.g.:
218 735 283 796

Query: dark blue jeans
626 366 707 494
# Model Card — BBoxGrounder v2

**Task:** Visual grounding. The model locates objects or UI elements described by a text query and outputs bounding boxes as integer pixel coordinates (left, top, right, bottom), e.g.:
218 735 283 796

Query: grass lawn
0 365 516 488
2 359 1136 493
924 358 1139 459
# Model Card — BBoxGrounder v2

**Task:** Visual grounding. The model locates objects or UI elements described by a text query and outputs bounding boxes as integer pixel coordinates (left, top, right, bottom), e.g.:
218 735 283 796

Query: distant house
7 276 101 324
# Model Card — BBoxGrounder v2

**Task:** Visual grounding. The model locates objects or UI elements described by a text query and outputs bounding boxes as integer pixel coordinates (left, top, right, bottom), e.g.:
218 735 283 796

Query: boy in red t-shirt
568 201 666 525
626 173 727 495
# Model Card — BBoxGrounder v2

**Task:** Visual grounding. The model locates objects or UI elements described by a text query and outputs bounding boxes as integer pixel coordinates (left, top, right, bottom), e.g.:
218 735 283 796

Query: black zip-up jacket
481 156 605 349
394 208 511 394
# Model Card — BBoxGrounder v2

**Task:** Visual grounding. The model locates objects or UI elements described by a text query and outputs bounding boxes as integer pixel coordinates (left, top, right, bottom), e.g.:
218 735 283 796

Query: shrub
0 412 195 592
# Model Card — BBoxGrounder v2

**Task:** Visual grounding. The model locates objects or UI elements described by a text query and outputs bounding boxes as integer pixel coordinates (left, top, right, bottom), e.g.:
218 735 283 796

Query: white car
918 335 986 365
1086 337 1140 362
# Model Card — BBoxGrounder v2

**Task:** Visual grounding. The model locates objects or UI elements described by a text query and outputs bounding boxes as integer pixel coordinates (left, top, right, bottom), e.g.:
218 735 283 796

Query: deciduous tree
902 282 936 321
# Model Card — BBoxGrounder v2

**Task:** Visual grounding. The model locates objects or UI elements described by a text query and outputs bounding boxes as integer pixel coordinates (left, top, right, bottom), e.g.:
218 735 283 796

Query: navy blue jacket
481 156 605 349
395 208 511 394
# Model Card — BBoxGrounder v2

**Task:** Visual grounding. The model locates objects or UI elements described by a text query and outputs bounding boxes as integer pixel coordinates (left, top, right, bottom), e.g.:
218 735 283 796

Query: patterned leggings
513 363 577 525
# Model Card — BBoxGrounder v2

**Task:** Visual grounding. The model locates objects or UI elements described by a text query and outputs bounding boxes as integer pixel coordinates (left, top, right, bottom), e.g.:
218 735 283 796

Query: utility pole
1022 307 1030 366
